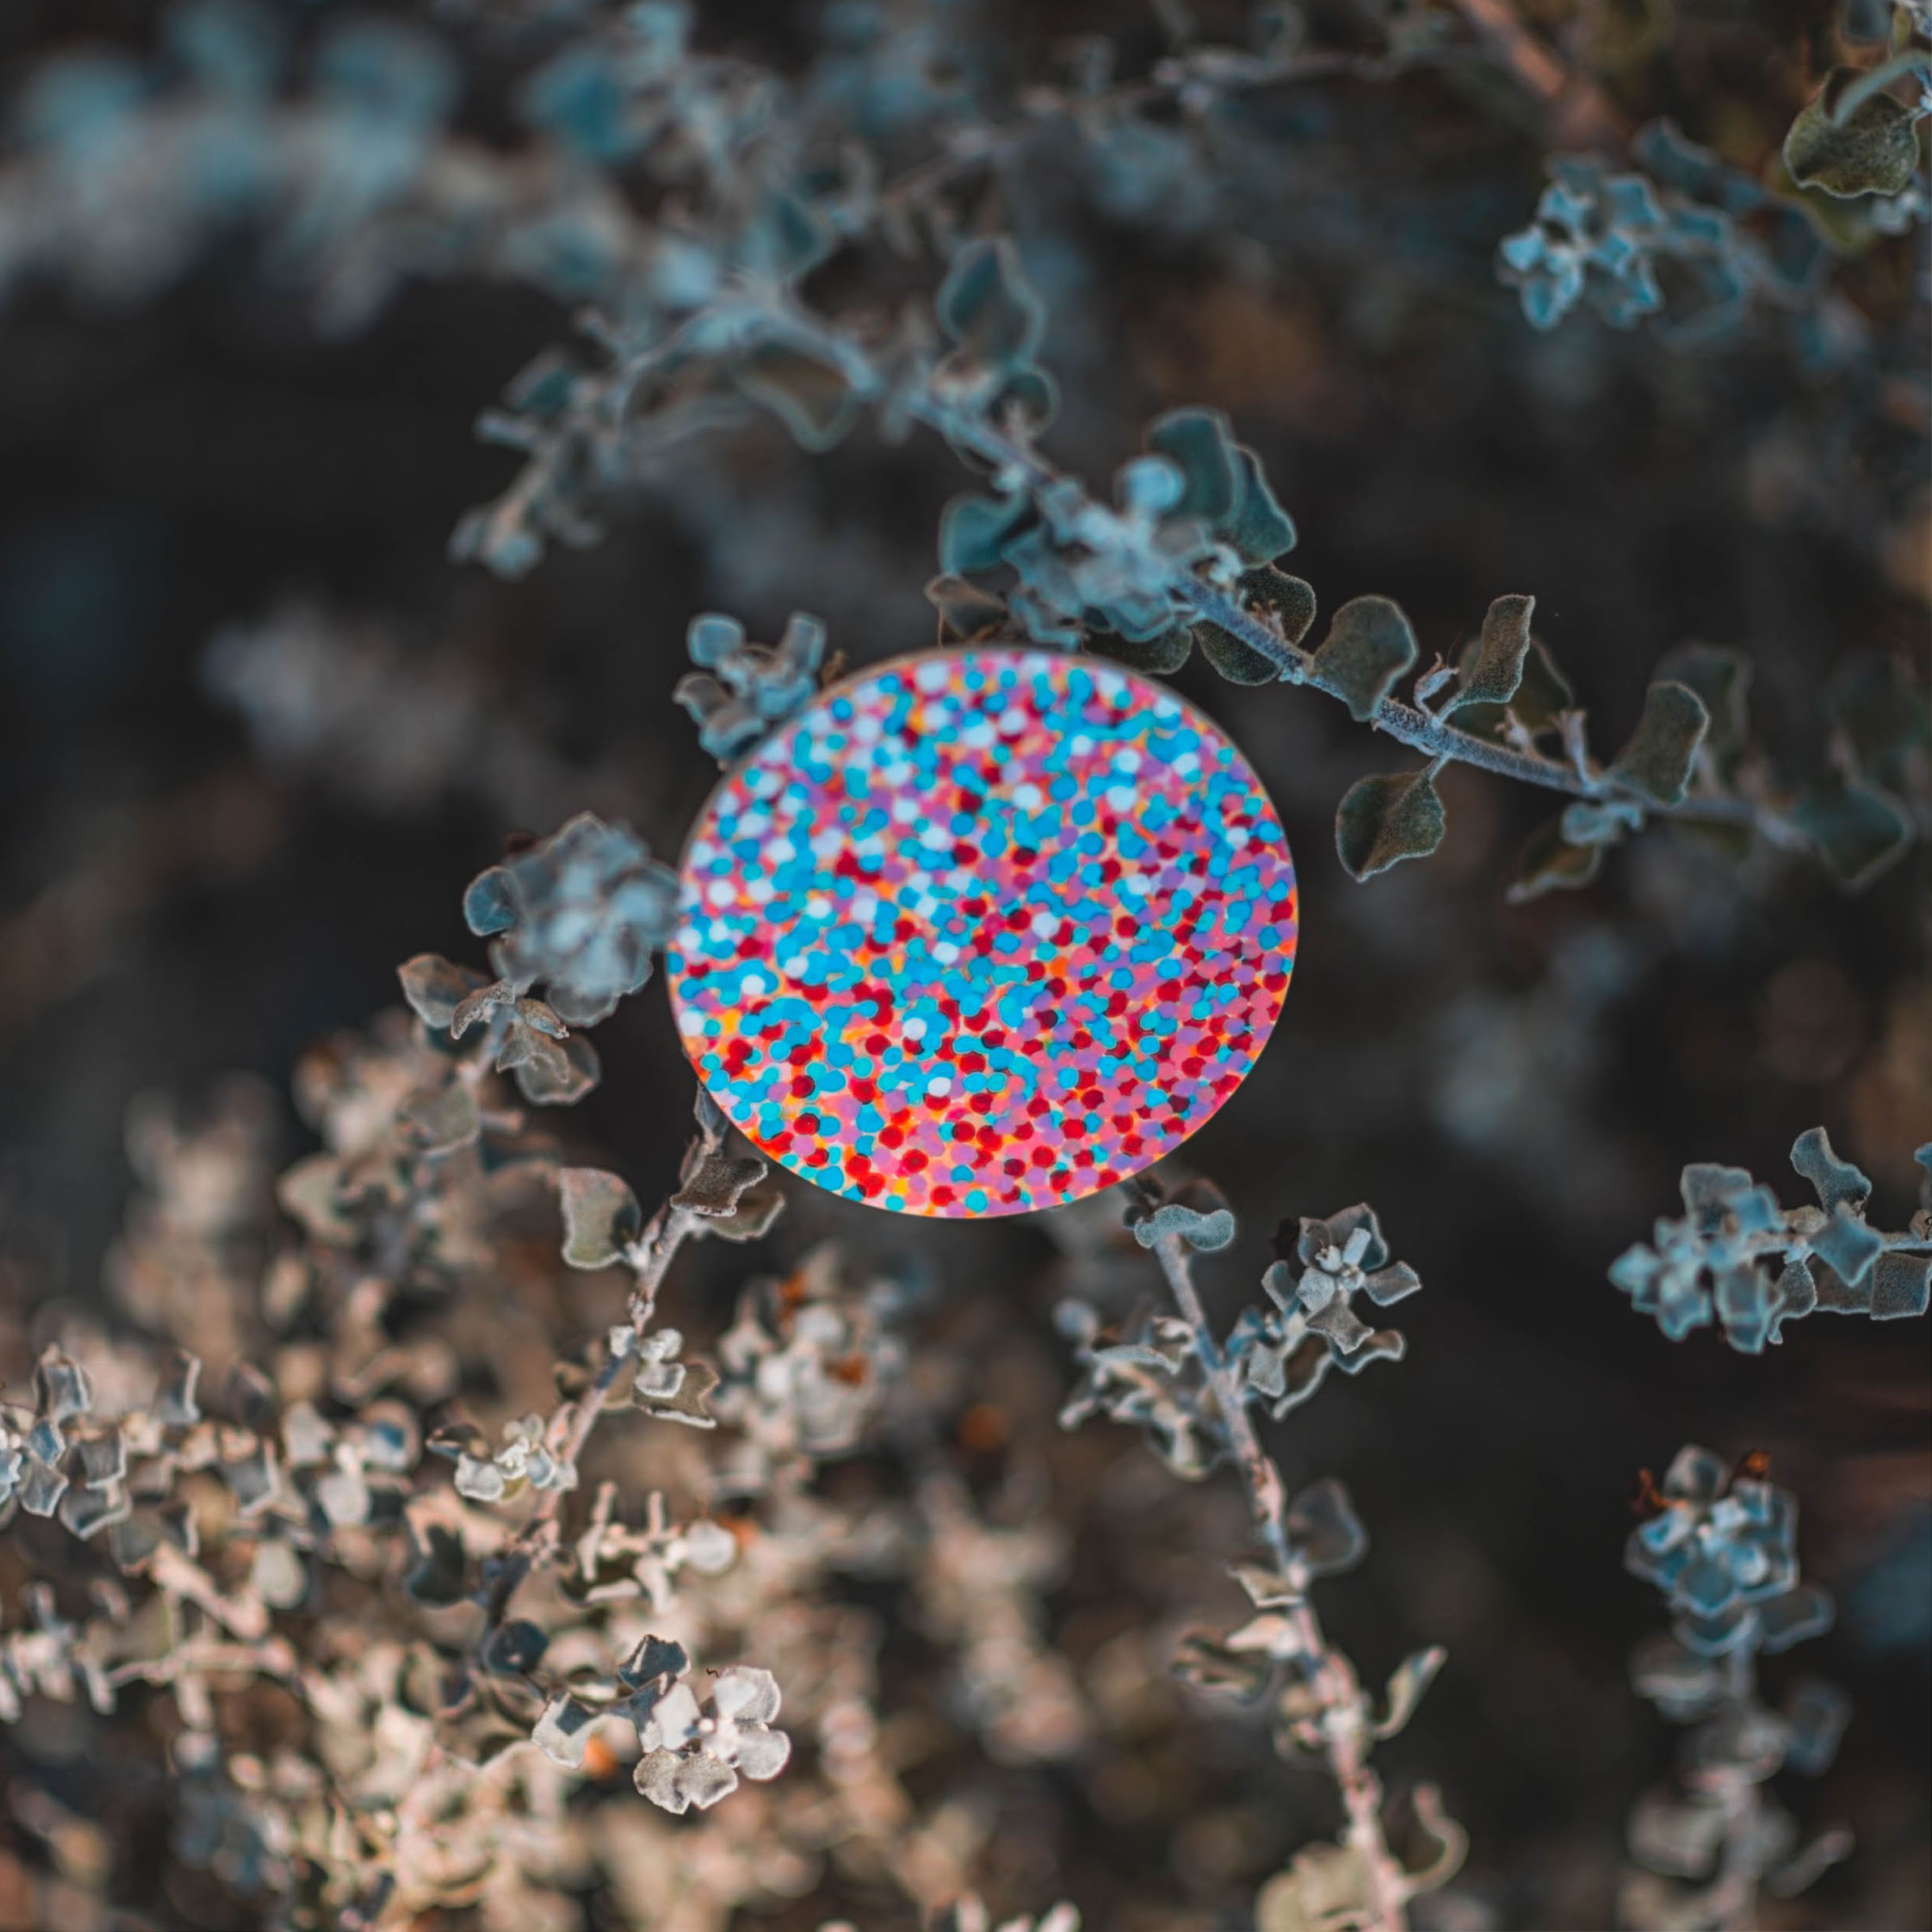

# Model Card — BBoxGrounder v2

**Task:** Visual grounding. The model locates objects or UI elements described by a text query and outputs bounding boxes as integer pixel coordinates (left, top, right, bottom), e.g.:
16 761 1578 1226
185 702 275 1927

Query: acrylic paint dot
665 648 1297 1217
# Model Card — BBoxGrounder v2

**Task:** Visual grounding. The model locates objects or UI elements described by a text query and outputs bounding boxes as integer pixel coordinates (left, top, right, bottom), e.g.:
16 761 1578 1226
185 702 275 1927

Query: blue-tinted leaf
1790 1127 1872 1217
1132 1203 1237 1252
1144 409 1238 523
464 866 517 936
936 238 1044 369
1781 1678 1851 1776
1810 1208 1883 1287
483 1619 550 1676
938 492 1030 576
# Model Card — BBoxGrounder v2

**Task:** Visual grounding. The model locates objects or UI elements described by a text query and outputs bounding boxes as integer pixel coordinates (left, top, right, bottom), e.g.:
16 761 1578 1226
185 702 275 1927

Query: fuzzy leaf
1783 775 1913 890
398 953 490 1031
1255 1845 1371 1932
1310 597 1417 721
1457 634 1575 743
1828 651 1930 792
1454 594 1535 707
396 1081 481 1153
1657 642 1753 774
533 1692 600 1769
1811 1207 1883 1287
1609 681 1709 806
1284 1477 1368 1576
1242 567 1318 647
1784 69 1921 197
1508 817 1605 901
1870 1250 1931 1320
463 866 517 936
1144 408 1238 523
1376 1646 1446 1738
734 341 857 451
1215 447 1297 564
925 574 1011 644
673 1153 768 1219
404 1522 469 1607
1195 619 1280 685
936 238 1044 368
1335 769 1446 880
1790 1127 1872 1218
1132 1203 1237 1252
515 1031 601 1106
1782 1678 1851 1776
558 1167 643 1267
938 492 1030 575
1172 1631 1274 1701
1102 626 1194 674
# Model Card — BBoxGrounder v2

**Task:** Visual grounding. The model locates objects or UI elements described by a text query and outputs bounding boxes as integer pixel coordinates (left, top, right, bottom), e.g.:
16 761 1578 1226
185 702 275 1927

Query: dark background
0 1 1926 1926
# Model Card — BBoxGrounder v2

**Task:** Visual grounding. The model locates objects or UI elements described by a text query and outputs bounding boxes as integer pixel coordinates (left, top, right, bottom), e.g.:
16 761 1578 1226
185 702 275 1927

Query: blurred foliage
0 0 1927 1928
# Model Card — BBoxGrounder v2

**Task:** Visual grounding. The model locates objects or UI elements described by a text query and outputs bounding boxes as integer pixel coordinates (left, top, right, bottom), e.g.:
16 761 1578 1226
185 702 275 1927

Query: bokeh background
0 0 1927 1926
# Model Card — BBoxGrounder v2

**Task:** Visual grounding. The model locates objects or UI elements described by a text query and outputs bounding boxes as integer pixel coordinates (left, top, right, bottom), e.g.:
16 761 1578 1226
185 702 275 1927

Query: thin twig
1149 1229 1410 1932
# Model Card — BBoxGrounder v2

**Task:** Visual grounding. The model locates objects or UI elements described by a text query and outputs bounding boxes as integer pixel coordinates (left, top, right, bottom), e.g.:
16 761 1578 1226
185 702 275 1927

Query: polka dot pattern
666 648 1297 1217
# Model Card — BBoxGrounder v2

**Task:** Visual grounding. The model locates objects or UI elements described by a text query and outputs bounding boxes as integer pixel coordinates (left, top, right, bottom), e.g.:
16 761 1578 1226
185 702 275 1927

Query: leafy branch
1611 1129 1932 1352
1057 1180 1462 1932
463 235 1926 898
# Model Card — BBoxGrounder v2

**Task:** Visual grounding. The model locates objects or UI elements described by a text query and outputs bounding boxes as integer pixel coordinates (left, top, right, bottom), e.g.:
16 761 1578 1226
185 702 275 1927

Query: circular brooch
667 648 1296 1217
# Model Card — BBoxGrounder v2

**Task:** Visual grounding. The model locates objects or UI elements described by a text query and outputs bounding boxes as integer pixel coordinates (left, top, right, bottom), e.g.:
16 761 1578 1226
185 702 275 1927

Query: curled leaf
1376 1645 1447 1738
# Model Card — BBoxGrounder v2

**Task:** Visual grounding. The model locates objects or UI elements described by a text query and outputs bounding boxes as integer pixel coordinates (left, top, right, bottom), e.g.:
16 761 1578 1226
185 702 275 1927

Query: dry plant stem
1704 1645 1766 1932
1150 1230 1410 1932
482 1197 699 1624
